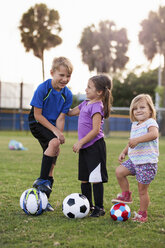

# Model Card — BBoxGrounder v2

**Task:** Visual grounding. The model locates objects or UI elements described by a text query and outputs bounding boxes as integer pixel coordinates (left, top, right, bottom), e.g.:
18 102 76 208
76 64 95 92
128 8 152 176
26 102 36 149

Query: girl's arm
118 144 129 164
128 126 159 149
67 106 80 116
73 113 102 153
34 107 65 144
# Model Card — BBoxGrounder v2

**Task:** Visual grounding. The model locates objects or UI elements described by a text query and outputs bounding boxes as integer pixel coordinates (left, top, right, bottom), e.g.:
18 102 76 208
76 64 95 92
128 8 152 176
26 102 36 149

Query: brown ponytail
89 75 113 118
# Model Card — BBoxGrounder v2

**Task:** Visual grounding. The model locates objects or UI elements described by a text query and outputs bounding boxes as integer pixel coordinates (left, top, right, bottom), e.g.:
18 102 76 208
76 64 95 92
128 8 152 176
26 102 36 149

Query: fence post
19 82 24 131
104 118 110 137
0 81 1 129
0 80 1 109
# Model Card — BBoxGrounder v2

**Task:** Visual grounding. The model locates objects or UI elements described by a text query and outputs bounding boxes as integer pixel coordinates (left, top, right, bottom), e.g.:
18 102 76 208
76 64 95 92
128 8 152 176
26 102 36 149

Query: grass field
0 131 165 248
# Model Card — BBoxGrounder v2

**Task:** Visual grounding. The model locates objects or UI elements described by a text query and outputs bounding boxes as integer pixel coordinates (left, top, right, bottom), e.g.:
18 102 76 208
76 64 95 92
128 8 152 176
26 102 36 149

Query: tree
112 69 158 107
71 94 81 108
139 6 165 135
78 20 129 74
19 3 62 80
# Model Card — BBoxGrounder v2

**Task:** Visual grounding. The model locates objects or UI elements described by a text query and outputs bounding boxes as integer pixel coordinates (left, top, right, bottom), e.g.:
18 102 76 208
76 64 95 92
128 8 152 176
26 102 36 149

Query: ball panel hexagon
80 205 87 213
67 198 75 206
67 212 75 218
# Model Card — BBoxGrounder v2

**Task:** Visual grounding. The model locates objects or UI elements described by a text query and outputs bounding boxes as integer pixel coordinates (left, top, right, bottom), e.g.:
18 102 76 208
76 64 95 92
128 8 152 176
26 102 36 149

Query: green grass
0 131 165 248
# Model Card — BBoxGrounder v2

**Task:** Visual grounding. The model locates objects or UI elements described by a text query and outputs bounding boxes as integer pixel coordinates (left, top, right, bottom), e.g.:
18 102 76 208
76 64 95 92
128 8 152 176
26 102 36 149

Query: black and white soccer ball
62 193 90 218
20 188 48 215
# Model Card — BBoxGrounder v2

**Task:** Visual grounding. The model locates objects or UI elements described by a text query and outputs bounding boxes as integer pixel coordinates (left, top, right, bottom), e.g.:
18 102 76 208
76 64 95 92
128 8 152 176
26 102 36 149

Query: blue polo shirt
30 79 72 125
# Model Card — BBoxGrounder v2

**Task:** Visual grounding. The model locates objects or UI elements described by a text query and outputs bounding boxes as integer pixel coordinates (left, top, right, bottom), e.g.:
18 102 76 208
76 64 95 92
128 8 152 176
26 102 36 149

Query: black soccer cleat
90 206 105 217
33 178 52 198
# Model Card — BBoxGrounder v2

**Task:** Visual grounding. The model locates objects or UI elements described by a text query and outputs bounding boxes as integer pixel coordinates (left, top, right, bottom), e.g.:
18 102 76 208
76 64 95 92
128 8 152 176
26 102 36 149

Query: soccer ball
20 188 48 215
62 193 90 218
110 203 131 221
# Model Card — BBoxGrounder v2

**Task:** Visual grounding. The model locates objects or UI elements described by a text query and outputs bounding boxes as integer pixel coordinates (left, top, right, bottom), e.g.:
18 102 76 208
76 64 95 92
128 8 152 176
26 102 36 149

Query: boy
28 57 73 211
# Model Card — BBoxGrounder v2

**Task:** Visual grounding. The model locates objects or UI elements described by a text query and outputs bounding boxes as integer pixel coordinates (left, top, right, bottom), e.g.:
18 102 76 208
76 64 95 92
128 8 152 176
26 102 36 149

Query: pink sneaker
111 191 133 204
132 211 148 223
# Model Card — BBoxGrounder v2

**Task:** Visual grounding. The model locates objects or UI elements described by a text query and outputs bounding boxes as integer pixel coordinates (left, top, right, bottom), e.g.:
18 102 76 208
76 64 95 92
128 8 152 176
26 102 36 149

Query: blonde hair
130 94 156 122
51 56 73 74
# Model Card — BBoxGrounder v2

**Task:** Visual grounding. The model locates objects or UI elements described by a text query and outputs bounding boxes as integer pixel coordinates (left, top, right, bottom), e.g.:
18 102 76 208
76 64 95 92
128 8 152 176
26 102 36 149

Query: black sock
93 183 104 209
40 154 53 180
81 182 93 207
48 176 54 189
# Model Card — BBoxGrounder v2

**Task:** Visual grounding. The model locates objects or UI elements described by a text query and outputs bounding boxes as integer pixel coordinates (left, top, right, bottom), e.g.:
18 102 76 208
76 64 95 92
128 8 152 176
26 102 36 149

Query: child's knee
49 138 60 149
115 166 122 178
115 165 128 178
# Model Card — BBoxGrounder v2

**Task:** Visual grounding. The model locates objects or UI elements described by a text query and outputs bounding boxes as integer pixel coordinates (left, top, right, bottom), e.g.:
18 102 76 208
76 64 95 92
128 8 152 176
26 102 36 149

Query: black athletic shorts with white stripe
78 138 108 183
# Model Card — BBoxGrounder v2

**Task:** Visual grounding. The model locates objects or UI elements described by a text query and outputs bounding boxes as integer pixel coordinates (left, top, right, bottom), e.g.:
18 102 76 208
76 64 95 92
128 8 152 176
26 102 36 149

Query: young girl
112 94 159 222
68 75 113 217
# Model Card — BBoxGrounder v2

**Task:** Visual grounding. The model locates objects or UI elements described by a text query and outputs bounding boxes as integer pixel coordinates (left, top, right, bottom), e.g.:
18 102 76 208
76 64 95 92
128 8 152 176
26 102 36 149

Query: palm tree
78 20 129 74
139 6 165 135
19 3 62 80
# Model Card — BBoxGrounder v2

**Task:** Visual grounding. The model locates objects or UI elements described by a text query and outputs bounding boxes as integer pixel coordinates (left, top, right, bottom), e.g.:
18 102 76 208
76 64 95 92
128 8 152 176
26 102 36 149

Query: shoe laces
133 211 142 219
117 192 131 201
116 193 126 200
117 193 122 198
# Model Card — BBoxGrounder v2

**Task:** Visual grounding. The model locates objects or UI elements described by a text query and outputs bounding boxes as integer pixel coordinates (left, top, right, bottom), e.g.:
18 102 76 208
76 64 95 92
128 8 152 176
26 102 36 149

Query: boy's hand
55 147 60 156
53 130 65 144
58 133 65 144
73 141 83 153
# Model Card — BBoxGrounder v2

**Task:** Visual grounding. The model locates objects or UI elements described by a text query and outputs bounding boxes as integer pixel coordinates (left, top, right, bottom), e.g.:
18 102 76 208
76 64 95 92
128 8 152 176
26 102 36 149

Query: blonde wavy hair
130 94 156 122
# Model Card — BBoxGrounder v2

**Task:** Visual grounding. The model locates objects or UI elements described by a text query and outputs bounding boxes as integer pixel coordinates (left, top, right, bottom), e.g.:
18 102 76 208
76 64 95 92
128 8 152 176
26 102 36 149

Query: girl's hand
128 138 138 148
118 152 126 164
73 141 83 153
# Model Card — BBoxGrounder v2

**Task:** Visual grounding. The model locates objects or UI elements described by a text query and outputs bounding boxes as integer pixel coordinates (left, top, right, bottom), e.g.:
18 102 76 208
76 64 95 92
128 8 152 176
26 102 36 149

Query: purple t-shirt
78 100 104 149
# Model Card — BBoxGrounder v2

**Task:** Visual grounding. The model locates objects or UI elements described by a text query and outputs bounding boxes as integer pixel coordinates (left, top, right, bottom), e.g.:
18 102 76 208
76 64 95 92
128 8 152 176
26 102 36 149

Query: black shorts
78 138 108 183
29 122 57 163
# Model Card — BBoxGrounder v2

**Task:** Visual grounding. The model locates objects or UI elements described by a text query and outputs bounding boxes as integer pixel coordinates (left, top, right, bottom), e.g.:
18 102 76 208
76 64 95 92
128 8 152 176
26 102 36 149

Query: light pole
155 45 162 121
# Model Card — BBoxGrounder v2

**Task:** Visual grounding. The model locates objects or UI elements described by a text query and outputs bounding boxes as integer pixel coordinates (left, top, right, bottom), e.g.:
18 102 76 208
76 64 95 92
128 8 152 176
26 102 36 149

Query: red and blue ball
110 203 131 221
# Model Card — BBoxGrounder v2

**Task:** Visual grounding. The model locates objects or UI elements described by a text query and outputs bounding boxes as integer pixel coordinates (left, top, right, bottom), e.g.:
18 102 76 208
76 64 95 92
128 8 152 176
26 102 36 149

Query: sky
0 0 164 94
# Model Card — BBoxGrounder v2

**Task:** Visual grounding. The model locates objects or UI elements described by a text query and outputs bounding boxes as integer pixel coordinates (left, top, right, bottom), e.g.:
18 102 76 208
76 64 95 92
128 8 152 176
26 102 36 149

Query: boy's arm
34 107 65 144
67 106 80 116
128 126 159 148
56 113 65 132
73 113 101 153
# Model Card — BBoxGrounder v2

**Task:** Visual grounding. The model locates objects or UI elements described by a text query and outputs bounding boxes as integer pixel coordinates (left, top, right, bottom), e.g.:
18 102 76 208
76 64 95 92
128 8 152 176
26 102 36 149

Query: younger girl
112 94 159 222
68 75 113 217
